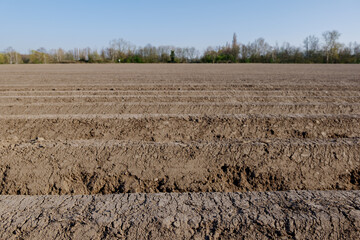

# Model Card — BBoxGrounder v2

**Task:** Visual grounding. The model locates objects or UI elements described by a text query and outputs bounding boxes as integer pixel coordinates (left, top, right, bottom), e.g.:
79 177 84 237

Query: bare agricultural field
0 64 359 239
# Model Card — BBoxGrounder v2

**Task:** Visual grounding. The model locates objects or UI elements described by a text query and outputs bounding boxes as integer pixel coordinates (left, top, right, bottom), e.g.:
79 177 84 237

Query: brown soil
0 114 359 141
0 139 359 195
0 102 359 115
0 64 359 238
1 191 359 239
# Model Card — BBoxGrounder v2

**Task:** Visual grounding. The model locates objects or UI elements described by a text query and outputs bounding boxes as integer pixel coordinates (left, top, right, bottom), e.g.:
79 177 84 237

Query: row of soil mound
1 191 359 239
0 102 359 115
0 114 359 142
0 139 359 195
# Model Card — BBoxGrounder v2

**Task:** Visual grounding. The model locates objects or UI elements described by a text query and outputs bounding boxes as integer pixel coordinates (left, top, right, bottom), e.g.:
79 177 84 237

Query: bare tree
322 30 341 63
231 33 240 62
304 35 319 56
5 47 16 64
157 45 172 62
187 47 198 62
247 38 271 62
56 48 65 62
108 38 134 62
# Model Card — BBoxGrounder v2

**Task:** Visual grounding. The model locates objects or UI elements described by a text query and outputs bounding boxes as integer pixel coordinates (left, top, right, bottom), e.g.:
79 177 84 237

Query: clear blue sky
1 0 359 53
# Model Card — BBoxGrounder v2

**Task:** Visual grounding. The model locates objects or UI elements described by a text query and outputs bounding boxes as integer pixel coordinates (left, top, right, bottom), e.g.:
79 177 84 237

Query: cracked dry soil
1 191 360 239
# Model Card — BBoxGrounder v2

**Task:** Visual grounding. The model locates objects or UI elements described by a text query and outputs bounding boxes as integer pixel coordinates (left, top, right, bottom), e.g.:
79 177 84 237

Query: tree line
1 30 359 64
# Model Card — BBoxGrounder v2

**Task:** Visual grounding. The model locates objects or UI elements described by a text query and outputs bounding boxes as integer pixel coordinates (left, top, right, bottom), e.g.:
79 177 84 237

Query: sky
1 0 359 53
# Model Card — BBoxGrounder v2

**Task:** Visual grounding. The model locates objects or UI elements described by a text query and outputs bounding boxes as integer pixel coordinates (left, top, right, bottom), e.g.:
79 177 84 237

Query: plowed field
0 64 359 239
